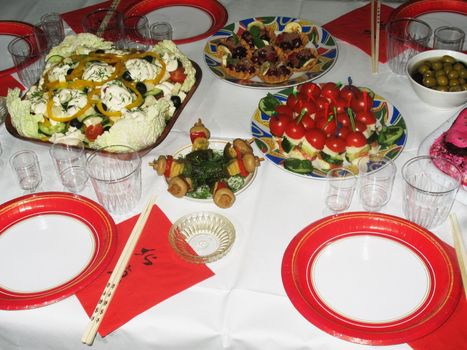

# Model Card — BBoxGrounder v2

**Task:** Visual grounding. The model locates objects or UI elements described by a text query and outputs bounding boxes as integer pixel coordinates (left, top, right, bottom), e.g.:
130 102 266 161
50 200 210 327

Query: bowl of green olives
406 49 467 108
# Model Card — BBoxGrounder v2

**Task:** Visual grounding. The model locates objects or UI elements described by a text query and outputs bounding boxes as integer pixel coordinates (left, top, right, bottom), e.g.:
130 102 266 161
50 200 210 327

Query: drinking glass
123 15 150 51
40 13 65 47
433 26 465 51
86 145 142 215
358 155 396 212
402 156 461 229
49 140 88 193
150 22 173 41
386 18 432 75
325 167 357 214
81 9 124 47
10 150 42 193
8 30 51 87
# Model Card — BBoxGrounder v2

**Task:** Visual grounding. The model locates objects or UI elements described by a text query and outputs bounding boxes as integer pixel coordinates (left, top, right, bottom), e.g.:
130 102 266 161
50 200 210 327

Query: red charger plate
0 192 117 310
0 21 37 77
124 0 228 44
281 212 462 345
390 0 467 21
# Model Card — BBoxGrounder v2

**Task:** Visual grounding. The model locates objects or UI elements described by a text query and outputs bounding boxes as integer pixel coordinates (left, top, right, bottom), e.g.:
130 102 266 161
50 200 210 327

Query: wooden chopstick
81 195 156 345
449 213 467 299
370 0 381 74
97 0 122 36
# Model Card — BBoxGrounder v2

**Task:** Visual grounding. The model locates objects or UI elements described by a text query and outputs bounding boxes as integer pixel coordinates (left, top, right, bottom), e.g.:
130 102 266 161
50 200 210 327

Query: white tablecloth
0 1 465 349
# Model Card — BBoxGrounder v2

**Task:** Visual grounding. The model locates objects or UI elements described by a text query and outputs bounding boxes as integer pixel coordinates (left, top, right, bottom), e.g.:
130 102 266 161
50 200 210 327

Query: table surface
0 1 466 349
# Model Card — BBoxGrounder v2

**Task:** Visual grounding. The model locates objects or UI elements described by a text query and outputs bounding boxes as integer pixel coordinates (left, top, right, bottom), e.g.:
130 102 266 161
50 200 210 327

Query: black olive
69 119 83 129
143 55 153 63
122 71 133 81
66 68 74 75
95 49 105 54
170 95 182 108
135 82 147 95
101 103 108 111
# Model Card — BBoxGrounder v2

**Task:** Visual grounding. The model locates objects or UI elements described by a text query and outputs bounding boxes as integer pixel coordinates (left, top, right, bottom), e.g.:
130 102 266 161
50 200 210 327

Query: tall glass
86 145 142 215
81 9 124 47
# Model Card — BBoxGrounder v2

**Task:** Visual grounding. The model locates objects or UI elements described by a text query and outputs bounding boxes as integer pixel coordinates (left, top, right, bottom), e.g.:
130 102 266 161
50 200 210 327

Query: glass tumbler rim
86 145 141 182
401 155 461 195
386 17 433 43
434 25 466 43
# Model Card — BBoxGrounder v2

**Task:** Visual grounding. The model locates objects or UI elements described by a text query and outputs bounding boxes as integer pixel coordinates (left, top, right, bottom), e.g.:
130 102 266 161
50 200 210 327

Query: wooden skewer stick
374 0 381 73
81 195 156 345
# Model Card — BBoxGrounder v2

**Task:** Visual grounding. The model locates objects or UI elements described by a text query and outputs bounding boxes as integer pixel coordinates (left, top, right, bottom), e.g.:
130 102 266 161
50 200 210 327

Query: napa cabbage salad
6 33 197 150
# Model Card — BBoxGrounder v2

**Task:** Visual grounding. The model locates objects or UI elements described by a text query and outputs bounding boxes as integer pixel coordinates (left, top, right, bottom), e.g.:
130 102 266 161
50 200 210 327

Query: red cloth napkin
76 205 214 337
62 0 139 34
408 245 467 350
0 75 24 95
323 3 394 62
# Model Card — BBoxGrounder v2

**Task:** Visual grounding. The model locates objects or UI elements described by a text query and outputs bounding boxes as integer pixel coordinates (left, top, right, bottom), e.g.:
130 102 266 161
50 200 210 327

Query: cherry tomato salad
253 80 406 177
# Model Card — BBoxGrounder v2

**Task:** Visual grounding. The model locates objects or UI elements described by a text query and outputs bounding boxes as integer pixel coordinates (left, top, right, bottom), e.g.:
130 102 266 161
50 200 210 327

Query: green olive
423 76 437 87
441 55 456 64
436 75 449 86
418 64 430 74
435 69 446 77
448 70 459 79
462 83 467 91
449 79 460 87
453 62 465 71
436 85 449 92
449 85 462 92
424 70 434 78
460 69 467 79
432 61 443 70
443 62 453 73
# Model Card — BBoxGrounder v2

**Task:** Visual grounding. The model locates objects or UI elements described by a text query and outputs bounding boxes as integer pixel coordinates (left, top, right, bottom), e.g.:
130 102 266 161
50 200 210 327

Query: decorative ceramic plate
282 212 461 345
0 21 37 77
172 139 257 201
251 86 407 178
124 0 228 44
0 192 117 310
203 16 338 89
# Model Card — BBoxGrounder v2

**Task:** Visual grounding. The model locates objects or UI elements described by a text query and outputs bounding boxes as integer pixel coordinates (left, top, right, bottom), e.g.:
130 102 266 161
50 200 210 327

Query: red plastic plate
0 192 117 310
0 21 37 77
281 212 461 345
124 0 228 44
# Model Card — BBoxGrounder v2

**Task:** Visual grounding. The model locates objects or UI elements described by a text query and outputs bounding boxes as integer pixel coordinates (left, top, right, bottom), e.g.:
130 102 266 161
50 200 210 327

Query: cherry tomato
316 115 337 137
346 131 367 147
325 136 346 153
285 121 306 139
337 112 351 127
335 125 351 139
333 96 347 114
274 104 294 118
321 82 340 102
299 82 321 102
294 100 316 117
353 120 367 133
169 66 187 83
301 113 316 130
350 89 374 112
315 96 330 112
305 128 326 150
85 123 104 141
340 84 361 107
286 93 300 110
355 110 376 125
269 113 291 137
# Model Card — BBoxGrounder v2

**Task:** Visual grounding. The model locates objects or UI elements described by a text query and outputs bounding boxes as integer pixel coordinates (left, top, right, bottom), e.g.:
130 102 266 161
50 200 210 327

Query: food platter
251 85 407 178
203 16 338 89
0 192 117 310
281 212 462 345
5 61 202 155
0 21 37 77
124 0 228 44
172 139 258 201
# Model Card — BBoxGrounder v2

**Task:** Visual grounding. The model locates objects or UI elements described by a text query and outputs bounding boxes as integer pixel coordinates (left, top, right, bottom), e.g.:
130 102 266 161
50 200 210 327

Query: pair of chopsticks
370 0 381 74
81 196 156 345
449 213 467 300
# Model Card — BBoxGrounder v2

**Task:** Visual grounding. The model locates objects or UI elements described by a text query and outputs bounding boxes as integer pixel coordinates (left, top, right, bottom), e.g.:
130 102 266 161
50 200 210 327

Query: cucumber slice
281 136 294 153
284 158 313 174
144 87 163 97
320 151 343 165
38 121 67 136
46 55 64 65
